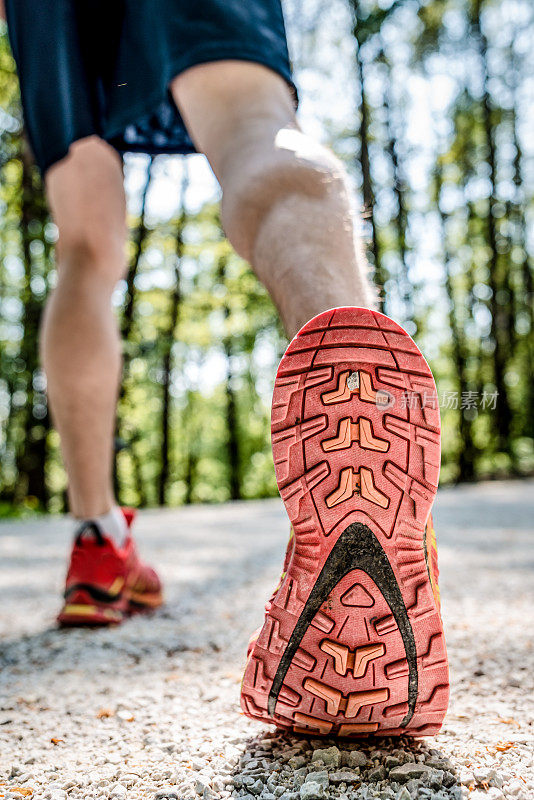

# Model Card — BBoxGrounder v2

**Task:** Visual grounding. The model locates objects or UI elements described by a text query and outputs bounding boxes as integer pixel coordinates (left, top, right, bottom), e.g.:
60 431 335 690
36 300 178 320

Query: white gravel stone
388 764 432 782
196 776 213 792
506 781 526 796
330 772 359 785
0 482 532 800
459 769 475 785
474 767 496 783
311 747 341 768
305 772 329 787
300 782 325 800
347 751 368 769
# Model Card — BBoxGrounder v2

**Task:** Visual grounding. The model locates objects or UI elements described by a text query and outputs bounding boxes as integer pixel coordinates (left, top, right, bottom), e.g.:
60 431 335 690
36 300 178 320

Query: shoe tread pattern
241 308 449 737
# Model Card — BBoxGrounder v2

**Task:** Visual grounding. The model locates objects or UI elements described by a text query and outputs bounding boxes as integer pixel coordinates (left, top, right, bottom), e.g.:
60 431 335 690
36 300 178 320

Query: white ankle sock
76 505 128 546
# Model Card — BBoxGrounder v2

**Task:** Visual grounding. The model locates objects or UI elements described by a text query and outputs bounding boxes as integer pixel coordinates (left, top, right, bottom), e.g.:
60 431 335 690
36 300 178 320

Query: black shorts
6 0 295 174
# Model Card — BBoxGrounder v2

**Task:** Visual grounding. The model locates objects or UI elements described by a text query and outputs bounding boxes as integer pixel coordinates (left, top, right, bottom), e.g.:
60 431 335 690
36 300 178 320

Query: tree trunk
435 167 476 481
115 157 154 502
158 166 188 506
217 254 241 501
472 0 513 453
183 392 197 506
383 68 412 322
350 2 386 307
509 55 534 437
225 374 240 501
130 439 148 508
14 142 50 508
121 157 154 342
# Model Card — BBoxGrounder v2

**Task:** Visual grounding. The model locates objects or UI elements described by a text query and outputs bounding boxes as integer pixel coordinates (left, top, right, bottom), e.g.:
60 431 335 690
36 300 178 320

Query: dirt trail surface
1 479 533 800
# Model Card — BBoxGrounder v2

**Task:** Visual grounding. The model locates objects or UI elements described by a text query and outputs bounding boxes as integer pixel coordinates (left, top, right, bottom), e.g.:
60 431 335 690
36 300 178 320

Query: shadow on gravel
0 607 202 671
0 539 274 670
231 733 460 800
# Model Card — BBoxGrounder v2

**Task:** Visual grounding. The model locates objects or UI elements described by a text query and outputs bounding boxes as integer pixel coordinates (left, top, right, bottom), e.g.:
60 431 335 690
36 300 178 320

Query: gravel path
1 479 533 800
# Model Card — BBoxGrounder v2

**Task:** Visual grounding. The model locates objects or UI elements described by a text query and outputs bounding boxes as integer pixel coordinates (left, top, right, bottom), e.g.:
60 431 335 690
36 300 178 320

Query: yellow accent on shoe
128 589 163 608
108 576 125 595
62 604 98 616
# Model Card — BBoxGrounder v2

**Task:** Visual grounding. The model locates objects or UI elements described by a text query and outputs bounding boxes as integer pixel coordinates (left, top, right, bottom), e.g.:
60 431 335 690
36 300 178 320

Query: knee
220 130 349 262
56 226 126 288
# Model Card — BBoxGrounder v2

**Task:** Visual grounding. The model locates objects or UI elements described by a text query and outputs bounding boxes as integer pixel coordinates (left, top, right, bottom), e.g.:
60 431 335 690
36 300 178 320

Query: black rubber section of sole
267 522 418 727
64 582 123 604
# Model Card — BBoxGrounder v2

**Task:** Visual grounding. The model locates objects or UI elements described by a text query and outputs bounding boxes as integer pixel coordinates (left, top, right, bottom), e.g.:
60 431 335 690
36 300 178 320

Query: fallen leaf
97 708 115 719
50 737 64 745
487 741 516 754
11 789 33 797
497 717 520 727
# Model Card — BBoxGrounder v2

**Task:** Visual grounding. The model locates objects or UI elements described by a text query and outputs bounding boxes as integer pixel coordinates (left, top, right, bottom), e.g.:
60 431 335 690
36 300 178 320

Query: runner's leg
171 61 376 339
41 136 127 519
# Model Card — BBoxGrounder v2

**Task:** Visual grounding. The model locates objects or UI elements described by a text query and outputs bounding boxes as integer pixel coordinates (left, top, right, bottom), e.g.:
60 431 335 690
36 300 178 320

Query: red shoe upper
64 507 161 601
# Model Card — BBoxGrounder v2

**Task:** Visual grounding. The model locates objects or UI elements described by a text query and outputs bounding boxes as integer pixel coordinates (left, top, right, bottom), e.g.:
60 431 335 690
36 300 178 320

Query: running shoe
241 307 449 736
57 507 163 626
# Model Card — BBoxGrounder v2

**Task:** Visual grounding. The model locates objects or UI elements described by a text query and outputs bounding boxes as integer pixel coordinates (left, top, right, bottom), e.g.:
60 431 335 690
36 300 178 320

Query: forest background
1 0 533 516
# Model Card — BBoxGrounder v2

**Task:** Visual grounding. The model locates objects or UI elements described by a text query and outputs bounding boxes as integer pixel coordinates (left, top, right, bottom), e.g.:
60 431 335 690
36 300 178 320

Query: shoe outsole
241 307 449 737
57 589 163 627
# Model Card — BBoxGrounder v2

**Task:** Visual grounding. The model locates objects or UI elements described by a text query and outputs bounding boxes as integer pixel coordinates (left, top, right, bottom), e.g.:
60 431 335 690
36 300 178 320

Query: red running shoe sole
57 587 163 627
241 307 449 737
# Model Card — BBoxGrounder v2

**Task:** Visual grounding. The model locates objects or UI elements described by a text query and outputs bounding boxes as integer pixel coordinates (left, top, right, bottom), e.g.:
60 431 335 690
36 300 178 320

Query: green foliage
346 0 533 482
113 202 284 508
1 0 533 515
